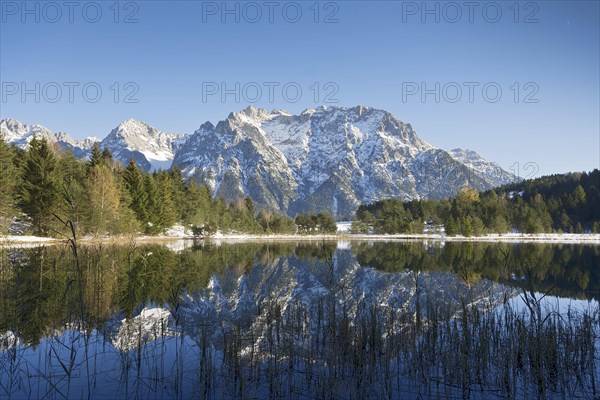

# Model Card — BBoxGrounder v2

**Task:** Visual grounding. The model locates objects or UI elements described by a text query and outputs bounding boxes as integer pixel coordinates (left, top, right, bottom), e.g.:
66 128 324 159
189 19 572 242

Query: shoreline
2 232 599 246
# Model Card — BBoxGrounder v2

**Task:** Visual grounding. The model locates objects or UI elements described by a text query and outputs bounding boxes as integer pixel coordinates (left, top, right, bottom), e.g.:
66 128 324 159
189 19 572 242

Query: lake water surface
1 240 598 399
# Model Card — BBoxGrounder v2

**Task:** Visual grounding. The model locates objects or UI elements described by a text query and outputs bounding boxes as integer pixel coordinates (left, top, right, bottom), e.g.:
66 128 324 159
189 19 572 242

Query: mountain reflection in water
0 241 598 399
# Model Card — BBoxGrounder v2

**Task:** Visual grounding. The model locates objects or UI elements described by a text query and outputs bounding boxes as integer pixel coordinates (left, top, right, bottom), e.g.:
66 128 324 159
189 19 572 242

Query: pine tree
17 137 59 235
113 172 141 234
88 144 103 169
101 147 113 164
154 171 177 230
144 173 160 233
472 216 485 236
317 211 337 233
491 215 509 233
461 216 473 237
295 213 310 233
350 220 369 234
444 216 458 236
123 158 148 226
272 213 296 233
0 137 17 233
182 181 212 226
572 185 586 206
169 167 186 221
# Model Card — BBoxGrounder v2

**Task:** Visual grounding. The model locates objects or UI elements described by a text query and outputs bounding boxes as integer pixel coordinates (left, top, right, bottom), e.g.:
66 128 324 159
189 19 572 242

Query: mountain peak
235 106 273 123
200 121 215 131
114 118 153 134
1 118 55 146
102 119 187 172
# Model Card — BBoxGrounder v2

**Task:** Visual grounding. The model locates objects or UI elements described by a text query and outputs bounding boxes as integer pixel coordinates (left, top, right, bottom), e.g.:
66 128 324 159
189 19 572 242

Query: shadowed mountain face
173 106 517 217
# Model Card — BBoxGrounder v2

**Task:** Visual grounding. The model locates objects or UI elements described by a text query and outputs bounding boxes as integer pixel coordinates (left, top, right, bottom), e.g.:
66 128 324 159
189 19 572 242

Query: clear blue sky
1 0 598 177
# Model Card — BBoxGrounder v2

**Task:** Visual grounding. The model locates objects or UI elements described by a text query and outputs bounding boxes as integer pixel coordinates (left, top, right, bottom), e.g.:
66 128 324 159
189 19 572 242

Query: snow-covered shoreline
2 232 599 246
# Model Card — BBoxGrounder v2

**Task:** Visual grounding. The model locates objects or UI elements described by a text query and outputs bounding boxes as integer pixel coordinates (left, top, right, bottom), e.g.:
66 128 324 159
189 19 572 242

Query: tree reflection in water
0 241 598 399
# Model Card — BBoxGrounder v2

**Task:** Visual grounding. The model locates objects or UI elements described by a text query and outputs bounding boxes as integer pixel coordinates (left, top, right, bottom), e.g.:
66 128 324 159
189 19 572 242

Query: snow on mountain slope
448 148 518 187
54 132 100 151
100 119 188 172
1 118 58 147
1 117 186 171
172 114 298 210
0 118 99 157
173 106 517 217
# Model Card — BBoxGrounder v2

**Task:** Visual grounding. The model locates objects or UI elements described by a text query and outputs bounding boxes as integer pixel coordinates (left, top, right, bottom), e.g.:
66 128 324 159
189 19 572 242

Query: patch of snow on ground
163 225 192 237
336 221 352 233
0 235 59 245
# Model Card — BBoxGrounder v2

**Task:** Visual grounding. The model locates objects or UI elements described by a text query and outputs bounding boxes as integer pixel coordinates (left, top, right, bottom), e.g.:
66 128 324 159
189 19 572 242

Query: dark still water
0 241 598 399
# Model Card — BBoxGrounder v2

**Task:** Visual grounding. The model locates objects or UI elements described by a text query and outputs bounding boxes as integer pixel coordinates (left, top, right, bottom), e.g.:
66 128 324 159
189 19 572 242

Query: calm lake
1 240 598 399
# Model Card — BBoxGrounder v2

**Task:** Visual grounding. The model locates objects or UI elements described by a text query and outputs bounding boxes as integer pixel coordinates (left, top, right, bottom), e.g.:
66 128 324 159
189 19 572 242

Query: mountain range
1 106 517 217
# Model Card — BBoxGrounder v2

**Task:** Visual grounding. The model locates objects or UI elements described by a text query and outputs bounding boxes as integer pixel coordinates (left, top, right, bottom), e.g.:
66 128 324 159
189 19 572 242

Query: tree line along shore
1 137 598 240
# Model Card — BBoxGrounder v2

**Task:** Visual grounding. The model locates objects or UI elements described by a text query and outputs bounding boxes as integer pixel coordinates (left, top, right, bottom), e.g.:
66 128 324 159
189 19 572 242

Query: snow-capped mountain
99 119 188 172
0 118 99 156
171 115 299 211
448 148 517 189
1 118 59 147
1 117 187 172
173 106 517 217
3 108 517 216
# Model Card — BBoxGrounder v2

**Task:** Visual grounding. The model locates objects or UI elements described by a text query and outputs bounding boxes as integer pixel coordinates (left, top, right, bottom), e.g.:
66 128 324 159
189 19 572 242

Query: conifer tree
317 211 337 233
169 167 186 221
0 137 17 232
123 158 149 226
183 181 213 226
88 144 103 169
101 147 113 164
17 137 59 235
144 173 160 233
444 216 458 236
295 213 310 233
461 216 473 237
154 171 177 230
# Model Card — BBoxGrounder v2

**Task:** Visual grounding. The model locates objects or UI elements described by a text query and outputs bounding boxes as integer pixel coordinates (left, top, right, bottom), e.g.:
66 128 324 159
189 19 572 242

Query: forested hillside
0 137 336 237
353 170 600 235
